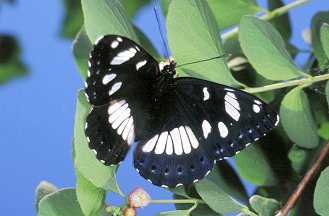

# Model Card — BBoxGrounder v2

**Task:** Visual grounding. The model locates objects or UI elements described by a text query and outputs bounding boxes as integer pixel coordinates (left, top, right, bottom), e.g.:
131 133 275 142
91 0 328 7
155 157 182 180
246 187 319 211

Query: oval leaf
249 195 281 216
73 90 124 196
280 86 319 148
81 0 137 42
167 0 239 86
38 189 84 216
314 166 329 216
73 27 92 79
35 181 58 212
234 144 279 186
76 170 106 216
311 12 329 68
239 16 305 80
207 0 260 30
320 23 329 60
195 179 244 214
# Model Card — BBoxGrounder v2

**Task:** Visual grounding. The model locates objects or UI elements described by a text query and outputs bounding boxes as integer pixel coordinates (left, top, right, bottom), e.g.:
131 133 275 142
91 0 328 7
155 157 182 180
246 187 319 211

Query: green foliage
0 35 27 84
35 0 329 215
249 195 281 216
35 181 58 212
314 166 329 216
38 189 84 216
60 0 84 39
280 86 319 148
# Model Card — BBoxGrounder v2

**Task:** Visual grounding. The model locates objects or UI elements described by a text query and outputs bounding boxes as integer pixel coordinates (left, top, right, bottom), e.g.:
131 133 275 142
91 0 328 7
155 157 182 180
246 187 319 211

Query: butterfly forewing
134 77 278 187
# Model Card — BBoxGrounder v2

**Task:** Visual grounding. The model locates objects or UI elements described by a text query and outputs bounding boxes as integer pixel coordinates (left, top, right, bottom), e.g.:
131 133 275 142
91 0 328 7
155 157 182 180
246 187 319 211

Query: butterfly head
159 60 177 78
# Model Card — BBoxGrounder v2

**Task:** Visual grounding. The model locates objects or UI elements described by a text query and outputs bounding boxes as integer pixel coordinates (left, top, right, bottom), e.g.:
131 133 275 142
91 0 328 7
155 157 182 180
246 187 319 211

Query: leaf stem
275 141 329 216
150 199 206 204
244 73 329 94
222 0 311 40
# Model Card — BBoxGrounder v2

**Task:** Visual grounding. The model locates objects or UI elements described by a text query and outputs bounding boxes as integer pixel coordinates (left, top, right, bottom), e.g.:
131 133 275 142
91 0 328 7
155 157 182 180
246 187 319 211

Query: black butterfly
84 35 279 188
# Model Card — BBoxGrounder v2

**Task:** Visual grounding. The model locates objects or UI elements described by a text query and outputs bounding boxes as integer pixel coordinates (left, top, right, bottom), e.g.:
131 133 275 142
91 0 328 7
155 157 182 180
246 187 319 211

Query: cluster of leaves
35 0 329 216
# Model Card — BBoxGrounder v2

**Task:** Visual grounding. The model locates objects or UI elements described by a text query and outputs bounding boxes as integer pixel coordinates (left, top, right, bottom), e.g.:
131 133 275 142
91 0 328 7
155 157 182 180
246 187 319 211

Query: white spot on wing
166 135 173 155
109 82 122 95
117 37 123 42
109 103 128 123
117 118 129 135
142 135 159 152
185 126 199 149
203 87 210 101
179 126 191 154
110 49 136 65
170 128 183 155
225 101 240 121
112 108 130 129
225 92 240 110
218 122 228 138
155 131 168 154
275 115 280 126
108 100 126 114
254 100 262 105
202 120 212 139
102 73 116 85
111 40 119 49
253 104 261 113
136 60 147 71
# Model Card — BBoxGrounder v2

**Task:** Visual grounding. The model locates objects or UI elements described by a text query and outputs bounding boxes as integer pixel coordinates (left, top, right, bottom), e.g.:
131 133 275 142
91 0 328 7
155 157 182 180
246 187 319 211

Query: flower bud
128 188 151 208
123 207 136 216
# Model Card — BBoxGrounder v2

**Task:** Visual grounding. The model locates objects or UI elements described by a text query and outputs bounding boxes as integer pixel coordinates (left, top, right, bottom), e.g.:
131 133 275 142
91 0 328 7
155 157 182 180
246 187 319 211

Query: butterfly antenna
176 54 232 68
154 5 172 60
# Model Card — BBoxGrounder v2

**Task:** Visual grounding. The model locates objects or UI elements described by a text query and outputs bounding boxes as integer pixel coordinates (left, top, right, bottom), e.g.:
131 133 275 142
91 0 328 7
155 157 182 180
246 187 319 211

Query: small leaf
60 0 84 39
311 12 329 68
239 16 306 80
207 0 260 30
249 195 281 216
73 90 124 196
38 189 84 216
76 170 106 216
166 0 240 86
73 26 92 79
268 0 291 41
280 86 319 148
195 179 244 214
314 166 329 216
206 161 249 203
320 23 329 60
288 144 309 174
234 144 279 186
35 181 58 212
156 209 191 216
81 0 137 42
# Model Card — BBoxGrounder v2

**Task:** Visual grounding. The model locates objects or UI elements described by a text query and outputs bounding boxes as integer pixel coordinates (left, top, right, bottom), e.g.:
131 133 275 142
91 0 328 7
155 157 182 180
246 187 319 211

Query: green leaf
207 0 260 30
324 88 329 112
314 166 329 216
249 195 281 216
288 144 309 174
239 16 306 80
234 144 279 186
35 181 58 212
195 179 244 214
206 161 248 203
0 35 27 84
73 90 124 196
156 209 191 216
320 23 329 60
76 169 106 216
60 0 84 39
38 188 84 216
73 27 92 79
160 0 172 16
280 86 319 148
81 0 137 42
311 12 329 68
121 0 151 18
166 0 240 86
268 0 291 41
168 185 190 198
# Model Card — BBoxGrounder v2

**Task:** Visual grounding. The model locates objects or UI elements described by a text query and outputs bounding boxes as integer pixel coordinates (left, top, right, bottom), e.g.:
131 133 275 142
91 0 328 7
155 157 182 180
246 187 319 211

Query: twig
275 141 329 216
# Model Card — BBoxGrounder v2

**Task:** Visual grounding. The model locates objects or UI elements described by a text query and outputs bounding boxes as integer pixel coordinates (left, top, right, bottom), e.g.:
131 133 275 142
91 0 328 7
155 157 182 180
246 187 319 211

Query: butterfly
84 35 279 188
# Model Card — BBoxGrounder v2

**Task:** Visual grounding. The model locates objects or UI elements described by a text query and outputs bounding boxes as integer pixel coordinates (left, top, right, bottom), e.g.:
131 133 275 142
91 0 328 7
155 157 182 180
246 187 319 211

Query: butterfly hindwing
134 77 279 187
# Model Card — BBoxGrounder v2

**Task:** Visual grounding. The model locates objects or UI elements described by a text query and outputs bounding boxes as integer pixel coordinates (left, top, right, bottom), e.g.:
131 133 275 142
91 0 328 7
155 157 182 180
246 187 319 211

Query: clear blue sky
0 0 327 215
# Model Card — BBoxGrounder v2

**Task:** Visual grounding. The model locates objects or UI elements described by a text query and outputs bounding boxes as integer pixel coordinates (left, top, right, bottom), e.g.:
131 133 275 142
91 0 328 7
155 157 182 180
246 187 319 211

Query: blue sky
0 0 327 215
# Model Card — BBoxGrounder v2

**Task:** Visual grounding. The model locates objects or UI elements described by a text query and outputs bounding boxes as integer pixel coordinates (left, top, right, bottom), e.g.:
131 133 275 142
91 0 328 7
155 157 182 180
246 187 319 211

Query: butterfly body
84 35 279 188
